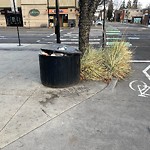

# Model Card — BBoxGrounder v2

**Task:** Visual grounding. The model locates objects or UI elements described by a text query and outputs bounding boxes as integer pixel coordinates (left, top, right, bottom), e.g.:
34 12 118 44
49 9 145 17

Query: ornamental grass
80 41 132 83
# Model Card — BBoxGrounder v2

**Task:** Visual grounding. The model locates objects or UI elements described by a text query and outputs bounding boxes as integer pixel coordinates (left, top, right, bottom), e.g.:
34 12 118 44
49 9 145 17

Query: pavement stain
147 126 150 134
69 135 78 144
39 94 59 107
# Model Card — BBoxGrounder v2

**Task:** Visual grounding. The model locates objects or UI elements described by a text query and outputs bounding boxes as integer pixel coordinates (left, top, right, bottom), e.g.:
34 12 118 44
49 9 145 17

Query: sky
138 0 149 8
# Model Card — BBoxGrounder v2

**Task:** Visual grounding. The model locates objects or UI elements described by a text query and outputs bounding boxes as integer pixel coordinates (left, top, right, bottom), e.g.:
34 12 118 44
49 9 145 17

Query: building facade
120 9 143 23
0 0 79 28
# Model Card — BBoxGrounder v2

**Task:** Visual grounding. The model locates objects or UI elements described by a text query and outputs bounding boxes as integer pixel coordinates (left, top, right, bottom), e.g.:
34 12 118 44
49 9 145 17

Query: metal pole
47 0 49 27
102 0 106 49
55 0 61 43
12 0 21 46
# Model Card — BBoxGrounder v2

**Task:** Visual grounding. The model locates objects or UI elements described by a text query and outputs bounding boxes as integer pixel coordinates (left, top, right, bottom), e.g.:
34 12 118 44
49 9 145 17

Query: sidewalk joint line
0 88 38 134
2 84 109 149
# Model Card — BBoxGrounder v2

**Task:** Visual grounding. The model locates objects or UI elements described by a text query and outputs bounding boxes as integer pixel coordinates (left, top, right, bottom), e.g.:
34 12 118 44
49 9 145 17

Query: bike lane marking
129 63 150 98
143 65 150 81
129 80 150 98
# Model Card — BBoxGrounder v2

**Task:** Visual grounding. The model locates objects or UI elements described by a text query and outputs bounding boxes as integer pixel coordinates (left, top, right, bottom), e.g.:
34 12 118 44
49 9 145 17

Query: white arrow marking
143 65 150 81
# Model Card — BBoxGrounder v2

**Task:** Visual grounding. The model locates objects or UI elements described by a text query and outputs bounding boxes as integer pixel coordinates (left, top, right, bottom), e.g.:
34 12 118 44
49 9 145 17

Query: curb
106 78 118 90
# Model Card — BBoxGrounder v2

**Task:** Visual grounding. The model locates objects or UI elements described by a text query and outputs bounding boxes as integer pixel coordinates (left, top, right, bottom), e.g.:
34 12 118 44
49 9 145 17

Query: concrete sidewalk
0 44 150 150
0 46 109 149
0 43 46 51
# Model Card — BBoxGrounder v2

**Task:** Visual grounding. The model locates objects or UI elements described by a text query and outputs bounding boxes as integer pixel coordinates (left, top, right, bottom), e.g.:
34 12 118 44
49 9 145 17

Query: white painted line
36 40 40 43
0 36 7 39
69 39 79 41
47 42 53 44
128 37 140 40
129 60 150 63
59 39 100 42
67 32 72 34
106 38 122 40
89 39 101 41
61 41 100 45
89 42 100 44
50 33 55 36
143 65 150 81
63 34 78 37
62 42 78 44
129 80 138 91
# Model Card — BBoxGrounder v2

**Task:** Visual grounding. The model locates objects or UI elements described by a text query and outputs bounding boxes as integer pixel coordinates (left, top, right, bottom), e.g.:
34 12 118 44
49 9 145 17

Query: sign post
55 0 61 43
102 0 106 49
12 0 21 46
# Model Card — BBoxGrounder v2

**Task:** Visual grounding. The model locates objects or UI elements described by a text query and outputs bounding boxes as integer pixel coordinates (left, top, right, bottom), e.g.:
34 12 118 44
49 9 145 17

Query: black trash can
39 44 81 88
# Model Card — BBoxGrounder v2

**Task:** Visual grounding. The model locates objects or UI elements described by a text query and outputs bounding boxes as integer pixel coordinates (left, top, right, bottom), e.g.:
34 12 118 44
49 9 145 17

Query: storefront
0 0 79 28
48 8 68 27
48 8 78 27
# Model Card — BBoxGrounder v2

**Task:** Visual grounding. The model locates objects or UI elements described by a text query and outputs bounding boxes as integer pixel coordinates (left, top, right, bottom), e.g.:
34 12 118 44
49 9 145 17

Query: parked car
95 20 103 25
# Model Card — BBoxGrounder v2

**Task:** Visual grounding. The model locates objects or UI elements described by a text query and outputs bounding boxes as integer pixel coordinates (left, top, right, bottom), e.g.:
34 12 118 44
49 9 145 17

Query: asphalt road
110 22 150 60
0 27 102 47
0 23 150 60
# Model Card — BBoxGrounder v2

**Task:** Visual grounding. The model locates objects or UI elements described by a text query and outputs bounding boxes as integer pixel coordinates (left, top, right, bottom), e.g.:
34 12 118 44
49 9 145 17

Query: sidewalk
0 44 150 150
0 43 46 51
0 45 110 149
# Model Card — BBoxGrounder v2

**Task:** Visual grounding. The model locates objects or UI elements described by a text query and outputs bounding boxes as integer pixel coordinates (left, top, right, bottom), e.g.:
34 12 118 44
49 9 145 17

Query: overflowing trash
39 44 81 57
40 50 65 56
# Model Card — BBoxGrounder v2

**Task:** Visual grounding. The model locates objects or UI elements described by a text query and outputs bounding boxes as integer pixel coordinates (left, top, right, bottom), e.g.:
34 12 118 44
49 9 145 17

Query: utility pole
55 0 61 43
12 0 21 46
102 0 106 49
47 0 49 27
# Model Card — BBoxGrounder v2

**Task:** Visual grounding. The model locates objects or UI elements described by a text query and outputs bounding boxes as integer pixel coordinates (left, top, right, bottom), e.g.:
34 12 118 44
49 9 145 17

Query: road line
57 39 101 41
50 33 55 36
143 65 150 81
60 41 100 45
36 40 40 43
129 60 150 63
128 37 140 39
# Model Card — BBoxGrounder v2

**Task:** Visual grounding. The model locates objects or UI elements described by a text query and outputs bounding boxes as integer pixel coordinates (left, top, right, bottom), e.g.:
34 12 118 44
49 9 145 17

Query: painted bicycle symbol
129 80 150 98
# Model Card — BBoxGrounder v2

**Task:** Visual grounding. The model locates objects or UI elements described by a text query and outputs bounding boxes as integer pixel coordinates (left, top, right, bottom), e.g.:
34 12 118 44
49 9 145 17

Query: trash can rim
41 44 82 55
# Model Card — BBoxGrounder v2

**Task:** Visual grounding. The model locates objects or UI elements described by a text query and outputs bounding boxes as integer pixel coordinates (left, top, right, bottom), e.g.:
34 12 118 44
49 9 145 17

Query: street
0 22 150 60
0 27 102 47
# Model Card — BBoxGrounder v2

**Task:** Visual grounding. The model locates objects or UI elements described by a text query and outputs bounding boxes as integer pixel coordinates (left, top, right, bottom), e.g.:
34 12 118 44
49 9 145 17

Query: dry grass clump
81 41 132 83
80 48 106 81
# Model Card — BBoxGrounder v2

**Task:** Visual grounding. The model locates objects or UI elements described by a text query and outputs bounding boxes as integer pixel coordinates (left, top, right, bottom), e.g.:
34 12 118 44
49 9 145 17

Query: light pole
12 0 21 46
47 0 49 27
55 0 61 43
102 0 106 49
